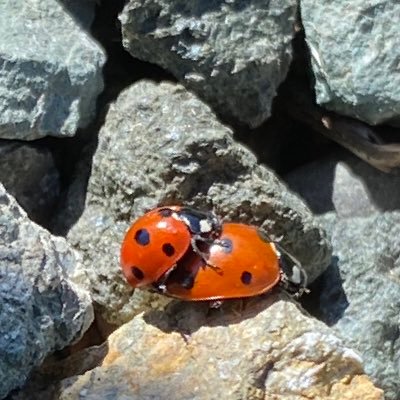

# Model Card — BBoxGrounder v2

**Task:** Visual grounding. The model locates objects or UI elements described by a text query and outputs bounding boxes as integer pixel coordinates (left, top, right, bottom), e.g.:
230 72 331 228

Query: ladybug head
200 211 222 239
178 207 222 239
276 246 309 297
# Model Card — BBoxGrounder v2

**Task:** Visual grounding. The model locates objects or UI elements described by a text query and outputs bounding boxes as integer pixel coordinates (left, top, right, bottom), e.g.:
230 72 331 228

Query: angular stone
120 0 297 127
66 80 331 325
301 0 400 125
0 184 93 398
55 298 384 399
318 212 400 400
0 0 105 140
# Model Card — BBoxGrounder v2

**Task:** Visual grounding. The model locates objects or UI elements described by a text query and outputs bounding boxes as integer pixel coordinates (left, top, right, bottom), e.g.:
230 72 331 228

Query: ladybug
120 206 222 288
157 223 307 301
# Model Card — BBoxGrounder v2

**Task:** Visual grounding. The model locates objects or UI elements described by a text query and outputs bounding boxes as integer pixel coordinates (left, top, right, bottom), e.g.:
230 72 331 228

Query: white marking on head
199 219 212 233
290 265 302 285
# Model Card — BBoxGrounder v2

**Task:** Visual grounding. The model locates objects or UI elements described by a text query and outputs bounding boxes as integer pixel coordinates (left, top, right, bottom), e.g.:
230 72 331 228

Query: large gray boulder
318 212 400 400
0 184 93 398
301 0 400 126
120 0 297 127
0 0 106 140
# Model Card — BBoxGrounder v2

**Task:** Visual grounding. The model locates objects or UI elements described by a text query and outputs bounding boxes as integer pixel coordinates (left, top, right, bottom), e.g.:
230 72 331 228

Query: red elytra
120 205 221 288
160 223 282 301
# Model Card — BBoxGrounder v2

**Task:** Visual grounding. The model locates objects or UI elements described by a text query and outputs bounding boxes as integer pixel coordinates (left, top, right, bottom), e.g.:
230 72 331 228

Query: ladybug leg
179 332 191 345
190 235 212 257
151 264 178 293
279 269 310 298
201 237 233 275
202 262 223 275
190 236 224 275
208 300 224 309
231 299 245 317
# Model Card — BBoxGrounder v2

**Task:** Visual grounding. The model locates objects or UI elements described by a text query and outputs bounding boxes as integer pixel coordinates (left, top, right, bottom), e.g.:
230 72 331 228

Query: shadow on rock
302 256 350 326
143 290 301 336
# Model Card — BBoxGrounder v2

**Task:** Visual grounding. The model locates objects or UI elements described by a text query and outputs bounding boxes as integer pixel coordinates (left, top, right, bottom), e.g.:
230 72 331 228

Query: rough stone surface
53 297 383 400
0 0 106 140
120 0 297 127
301 1 400 126
66 80 331 325
0 184 93 399
0 141 60 225
317 212 400 400
7 343 108 400
285 151 400 217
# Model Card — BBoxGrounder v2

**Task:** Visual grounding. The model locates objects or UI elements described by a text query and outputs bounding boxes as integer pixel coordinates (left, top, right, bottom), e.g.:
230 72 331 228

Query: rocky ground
1 1 400 399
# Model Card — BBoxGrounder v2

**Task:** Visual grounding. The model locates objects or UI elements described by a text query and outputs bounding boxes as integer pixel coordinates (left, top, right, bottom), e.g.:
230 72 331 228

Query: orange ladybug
120 206 221 288
156 223 307 301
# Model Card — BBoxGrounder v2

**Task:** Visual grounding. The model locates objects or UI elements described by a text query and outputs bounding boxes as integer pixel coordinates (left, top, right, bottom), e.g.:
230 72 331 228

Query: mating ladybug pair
120 205 308 301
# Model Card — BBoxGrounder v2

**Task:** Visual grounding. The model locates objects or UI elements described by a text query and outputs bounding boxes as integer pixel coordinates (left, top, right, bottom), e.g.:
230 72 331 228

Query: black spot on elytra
158 208 173 217
135 229 150 245
162 243 175 257
241 271 252 285
131 267 144 281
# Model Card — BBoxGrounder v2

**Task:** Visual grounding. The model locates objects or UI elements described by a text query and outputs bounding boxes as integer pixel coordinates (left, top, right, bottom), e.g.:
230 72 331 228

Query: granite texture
0 0 105 140
318 212 400 399
301 0 400 125
54 298 383 400
285 151 400 217
0 184 93 398
120 0 297 127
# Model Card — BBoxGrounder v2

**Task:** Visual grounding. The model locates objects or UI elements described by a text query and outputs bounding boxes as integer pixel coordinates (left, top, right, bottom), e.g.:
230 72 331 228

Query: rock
0 0 106 140
66 80 331 325
0 184 93 399
6 343 108 400
301 0 400 126
317 212 400 400
120 0 297 127
54 297 383 399
0 140 60 226
285 151 400 217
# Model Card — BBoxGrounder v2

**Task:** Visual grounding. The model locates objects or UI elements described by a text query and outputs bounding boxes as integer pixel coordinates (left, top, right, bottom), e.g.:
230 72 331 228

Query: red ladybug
157 223 307 301
120 206 221 288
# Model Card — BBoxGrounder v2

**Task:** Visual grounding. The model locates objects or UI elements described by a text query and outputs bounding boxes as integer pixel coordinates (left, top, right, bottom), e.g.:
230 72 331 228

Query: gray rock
0 141 60 225
0 0 106 140
301 0 400 126
67 80 331 325
317 212 400 400
120 0 297 127
0 184 93 399
285 151 400 217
